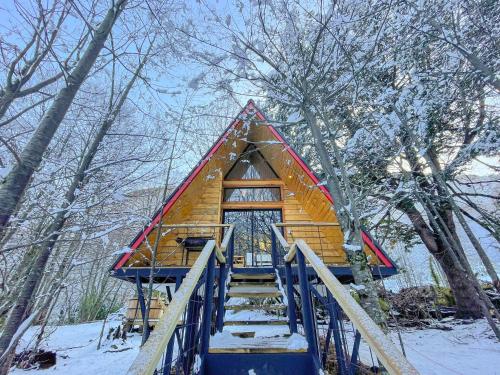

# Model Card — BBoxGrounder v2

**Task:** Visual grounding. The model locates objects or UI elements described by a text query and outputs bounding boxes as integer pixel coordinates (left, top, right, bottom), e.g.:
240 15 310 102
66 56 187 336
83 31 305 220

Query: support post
135 274 146 324
200 251 216 356
229 231 235 270
216 261 226 332
296 251 318 357
285 261 297 333
327 291 348 375
162 276 182 375
271 229 277 268
182 294 197 373
349 330 361 375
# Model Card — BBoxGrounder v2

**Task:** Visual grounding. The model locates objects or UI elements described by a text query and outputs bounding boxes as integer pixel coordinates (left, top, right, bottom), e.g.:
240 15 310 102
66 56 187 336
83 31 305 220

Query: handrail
271 223 290 250
219 224 234 252
127 240 217 375
286 239 419 375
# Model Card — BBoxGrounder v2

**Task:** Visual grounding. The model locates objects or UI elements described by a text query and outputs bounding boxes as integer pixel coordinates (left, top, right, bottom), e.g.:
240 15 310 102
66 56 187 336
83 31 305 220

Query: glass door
223 209 282 267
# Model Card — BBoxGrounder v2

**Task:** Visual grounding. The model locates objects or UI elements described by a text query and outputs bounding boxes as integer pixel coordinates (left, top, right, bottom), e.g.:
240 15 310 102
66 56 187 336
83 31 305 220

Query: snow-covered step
227 286 281 298
228 281 276 288
209 331 308 353
224 320 288 326
230 273 276 281
223 324 291 337
225 304 286 312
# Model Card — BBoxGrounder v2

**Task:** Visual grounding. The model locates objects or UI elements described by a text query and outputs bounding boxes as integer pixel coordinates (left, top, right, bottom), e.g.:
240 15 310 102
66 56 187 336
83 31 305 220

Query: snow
10 319 141 375
286 333 308 350
344 319 500 375
8 318 499 375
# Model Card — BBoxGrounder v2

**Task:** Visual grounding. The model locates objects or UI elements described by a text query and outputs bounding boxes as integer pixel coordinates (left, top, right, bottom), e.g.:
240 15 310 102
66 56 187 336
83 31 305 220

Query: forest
0 0 498 374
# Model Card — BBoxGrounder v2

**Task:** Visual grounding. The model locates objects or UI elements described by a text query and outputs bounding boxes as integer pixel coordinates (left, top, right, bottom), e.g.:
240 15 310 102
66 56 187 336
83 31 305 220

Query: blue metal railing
283 247 365 375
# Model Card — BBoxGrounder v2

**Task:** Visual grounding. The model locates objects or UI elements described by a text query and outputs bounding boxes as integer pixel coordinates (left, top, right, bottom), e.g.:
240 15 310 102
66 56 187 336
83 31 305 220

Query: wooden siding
124 120 379 268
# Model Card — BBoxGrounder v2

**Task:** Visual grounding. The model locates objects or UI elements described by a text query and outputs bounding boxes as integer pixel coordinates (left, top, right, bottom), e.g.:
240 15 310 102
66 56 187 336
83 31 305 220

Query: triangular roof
112 100 395 270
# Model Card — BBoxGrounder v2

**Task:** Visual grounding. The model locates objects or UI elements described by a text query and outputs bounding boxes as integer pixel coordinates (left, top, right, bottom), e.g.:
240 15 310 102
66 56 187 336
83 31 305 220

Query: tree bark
0 3 132 368
0 0 127 237
303 106 387 326
399 199 484 317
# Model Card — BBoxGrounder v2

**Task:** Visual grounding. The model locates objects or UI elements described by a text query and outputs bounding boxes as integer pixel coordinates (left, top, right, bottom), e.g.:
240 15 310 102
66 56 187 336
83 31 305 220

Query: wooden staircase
203 271 318 375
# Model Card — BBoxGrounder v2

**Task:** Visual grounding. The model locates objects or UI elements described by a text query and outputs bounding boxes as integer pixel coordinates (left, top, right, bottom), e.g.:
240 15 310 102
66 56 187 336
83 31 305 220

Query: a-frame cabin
113 101 409 375
111 100 396 283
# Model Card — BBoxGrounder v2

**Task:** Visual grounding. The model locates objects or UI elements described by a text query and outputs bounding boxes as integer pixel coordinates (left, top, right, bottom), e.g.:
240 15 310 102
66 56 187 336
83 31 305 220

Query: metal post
182 295 197 373
162 276 183 375
271 229 277 268
296 251 318 357
216 261 226 332
349 330 361 375
327 291 348 375
135 274 146 324
285 261 297 333
200 251 216 356
229 231 235 270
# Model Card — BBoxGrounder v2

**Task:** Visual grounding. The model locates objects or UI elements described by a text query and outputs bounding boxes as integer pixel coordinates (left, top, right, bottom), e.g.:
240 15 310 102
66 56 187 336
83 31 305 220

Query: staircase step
230 273 275 281
230 331 255 338
224 304 286 311
228 281 276 288
227 291 281 298
209 332 308 353
224 320 288 326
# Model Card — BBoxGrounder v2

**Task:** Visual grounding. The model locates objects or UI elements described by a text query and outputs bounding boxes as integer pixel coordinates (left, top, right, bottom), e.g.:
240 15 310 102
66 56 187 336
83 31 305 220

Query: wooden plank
293 240 420 375
230 273 275 280
127 240 216 375
227 291 281 298
275 222 340 227
209 346 306 354
223 180 284 187
224 304 286 311
223 320 288 326
221 202 284 209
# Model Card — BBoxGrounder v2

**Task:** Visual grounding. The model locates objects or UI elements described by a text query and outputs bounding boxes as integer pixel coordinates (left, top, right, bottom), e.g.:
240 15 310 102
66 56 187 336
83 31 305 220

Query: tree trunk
401 199 484 318
0 0 127 237
303 106 386 326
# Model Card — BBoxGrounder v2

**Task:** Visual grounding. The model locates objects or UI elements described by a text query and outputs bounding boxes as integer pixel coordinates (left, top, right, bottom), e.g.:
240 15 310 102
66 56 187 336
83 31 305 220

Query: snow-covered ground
9 318 499 374
10 319 141 375
350 319 500 375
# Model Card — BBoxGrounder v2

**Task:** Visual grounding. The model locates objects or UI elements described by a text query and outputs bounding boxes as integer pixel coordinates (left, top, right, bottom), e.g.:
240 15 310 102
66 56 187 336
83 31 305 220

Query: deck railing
127 225 234 375
283 238 419 375
271 222 342 268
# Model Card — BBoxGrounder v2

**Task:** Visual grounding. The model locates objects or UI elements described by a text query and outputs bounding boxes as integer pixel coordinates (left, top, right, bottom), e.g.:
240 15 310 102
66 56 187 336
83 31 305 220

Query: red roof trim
114 100 393 270
255 104 393 268
113 104 253 270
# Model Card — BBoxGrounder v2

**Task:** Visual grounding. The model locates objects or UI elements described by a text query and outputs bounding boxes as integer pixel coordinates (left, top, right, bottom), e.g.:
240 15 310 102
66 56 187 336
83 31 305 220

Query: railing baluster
327 291 348 375
349 330 362 375
296 250 318 357
216 261 226 332
200 251 216 358
284 261 297 333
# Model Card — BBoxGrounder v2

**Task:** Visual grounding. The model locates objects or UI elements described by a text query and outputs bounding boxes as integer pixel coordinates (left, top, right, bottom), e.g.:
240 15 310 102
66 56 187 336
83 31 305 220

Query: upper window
223 187 281 202
225 144 279 179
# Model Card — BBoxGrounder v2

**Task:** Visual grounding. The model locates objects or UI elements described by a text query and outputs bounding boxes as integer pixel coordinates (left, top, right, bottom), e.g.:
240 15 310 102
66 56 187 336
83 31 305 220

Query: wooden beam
127 240 217 375
222 180 284 187
292 239 419 375
221 202 284 209
275 222 340 227
158 224 231 228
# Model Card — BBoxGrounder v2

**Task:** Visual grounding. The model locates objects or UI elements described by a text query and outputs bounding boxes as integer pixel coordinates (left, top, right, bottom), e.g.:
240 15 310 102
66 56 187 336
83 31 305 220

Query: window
223 187 281 202
225 144 279 179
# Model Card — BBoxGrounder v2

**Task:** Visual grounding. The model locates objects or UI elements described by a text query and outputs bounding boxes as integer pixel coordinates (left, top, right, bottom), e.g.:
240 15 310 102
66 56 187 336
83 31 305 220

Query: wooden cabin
110 100 396 285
